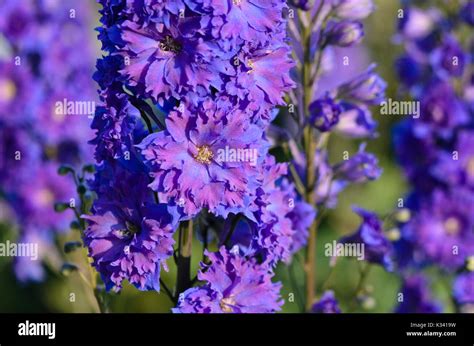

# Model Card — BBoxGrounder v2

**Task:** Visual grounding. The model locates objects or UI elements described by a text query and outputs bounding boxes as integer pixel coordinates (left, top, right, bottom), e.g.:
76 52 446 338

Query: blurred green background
0 0 455 313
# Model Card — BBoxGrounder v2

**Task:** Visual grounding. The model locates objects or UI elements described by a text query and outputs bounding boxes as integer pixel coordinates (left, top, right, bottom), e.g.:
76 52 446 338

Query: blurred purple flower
395 275 442 313
309 95 341 132
311 290 342 313
325 20 364 47
333 0 374 20
339 207 393 271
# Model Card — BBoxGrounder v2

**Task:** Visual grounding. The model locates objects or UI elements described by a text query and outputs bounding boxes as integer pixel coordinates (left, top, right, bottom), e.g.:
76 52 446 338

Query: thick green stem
300 10 318 311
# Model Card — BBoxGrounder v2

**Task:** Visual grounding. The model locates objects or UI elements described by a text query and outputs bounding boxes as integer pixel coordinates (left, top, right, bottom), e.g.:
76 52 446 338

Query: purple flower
221 157 297 265
336 64 386 105
339 207 393 271
138 97 267 217
0 61 34 124
432 36 466 78
333 143 382 183
395 275 442 313
403 189 474 270
332 0 375 20
83 165 178 292
309 95 341 132
419 82 468 137
189 0 287 45
0 1 35 42
311 290 341 313
397 7 435 40
287 194 317 255
227 43 295 106
430 130 474 188
334 102 377 138
90 92 141 162
453 271 474 306
13 163 76 232
250 158 301 264
0 123 41 189
173 246 283 313
325 20 364 47
13 230 55 283
460 1 474 26
395 55 422 87
119 19 233 103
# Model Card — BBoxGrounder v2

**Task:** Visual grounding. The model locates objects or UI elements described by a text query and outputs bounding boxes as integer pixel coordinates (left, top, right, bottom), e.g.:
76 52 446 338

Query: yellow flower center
0 78 16 102
444 217 460 236
220 296 236 313
194 145 213 165
246 59 254 74
36 189 55 207
466 157 474 178
232 0 242 5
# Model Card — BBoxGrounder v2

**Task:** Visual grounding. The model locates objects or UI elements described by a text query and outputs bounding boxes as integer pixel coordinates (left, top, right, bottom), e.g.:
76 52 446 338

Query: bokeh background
0 0 455 313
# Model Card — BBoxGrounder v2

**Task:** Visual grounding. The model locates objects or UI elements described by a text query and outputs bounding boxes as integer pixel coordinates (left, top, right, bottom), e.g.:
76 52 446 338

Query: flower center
36 188 54 207
466 157 474 178
121 221 140 237
159 35 182 54
232 0 242 5
0 78 16 102
444 217 460 236
246 59 254 74
194 145 214 165
220 296 236 313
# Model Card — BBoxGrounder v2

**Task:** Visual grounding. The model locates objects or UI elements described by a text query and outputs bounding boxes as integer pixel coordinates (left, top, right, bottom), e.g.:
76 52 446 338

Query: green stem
175 220 193 298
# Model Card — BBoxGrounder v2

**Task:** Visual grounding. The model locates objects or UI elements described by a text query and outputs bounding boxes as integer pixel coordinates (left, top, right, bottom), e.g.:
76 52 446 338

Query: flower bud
333 0 374 20
309 96 341 132
326 21 364 47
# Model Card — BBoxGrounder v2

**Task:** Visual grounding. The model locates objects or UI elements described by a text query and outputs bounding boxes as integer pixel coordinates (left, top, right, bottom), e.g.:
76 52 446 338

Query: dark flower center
159 35 182 54
121 221 140 237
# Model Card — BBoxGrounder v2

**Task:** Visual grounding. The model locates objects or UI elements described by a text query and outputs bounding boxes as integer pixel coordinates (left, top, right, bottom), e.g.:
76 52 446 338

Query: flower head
173 246 283 313
83 164 178 292
138 97 267 217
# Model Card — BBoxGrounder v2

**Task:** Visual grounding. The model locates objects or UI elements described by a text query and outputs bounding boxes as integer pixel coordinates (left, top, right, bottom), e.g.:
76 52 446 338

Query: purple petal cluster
173 246 283 313
84 163 178 291
138 98 268 217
